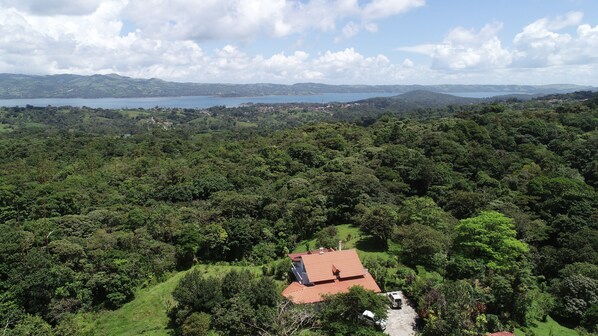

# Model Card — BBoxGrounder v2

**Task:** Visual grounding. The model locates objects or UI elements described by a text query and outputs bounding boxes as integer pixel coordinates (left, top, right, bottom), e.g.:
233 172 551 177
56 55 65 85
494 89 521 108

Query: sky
1 0 598 85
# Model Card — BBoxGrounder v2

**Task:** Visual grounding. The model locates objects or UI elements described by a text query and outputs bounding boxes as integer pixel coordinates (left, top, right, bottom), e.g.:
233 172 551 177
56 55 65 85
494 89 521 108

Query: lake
0 91 525 109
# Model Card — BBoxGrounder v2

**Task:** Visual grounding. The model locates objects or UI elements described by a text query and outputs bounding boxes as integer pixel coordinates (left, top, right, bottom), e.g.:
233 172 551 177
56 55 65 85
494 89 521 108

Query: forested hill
0 92 596 335
0 73 595 98
357 90 482 109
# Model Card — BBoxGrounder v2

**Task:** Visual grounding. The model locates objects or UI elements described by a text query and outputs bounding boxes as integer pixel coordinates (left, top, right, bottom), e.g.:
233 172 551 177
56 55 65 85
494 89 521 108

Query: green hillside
76 265 261 336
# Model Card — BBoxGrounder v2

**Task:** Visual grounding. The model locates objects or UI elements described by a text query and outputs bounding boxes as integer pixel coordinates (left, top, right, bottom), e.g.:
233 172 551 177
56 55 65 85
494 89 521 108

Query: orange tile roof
282 273 381 304
301 249 366 283
288 248 335 262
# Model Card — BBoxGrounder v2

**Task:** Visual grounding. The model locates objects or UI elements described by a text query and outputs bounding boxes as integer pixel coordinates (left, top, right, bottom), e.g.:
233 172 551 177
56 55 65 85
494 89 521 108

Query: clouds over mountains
0 0 597 84
0 0 424 83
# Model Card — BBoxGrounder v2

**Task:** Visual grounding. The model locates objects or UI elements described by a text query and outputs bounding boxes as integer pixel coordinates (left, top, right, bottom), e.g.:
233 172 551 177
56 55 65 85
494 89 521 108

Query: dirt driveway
384 291 418 336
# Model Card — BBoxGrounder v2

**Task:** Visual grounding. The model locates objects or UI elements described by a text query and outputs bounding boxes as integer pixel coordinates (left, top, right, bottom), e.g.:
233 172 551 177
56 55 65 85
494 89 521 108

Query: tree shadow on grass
355 235 387 253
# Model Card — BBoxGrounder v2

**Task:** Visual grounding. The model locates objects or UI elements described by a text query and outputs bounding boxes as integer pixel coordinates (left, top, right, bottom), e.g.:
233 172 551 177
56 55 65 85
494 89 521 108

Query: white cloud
0 0 429 83
199 48 411 84
398 11 598 78
121 0 424 41
511 11 598 67
0 0 105 15
399 22 512 71
1 1 598 85
335 21 380 43
333 0 423 42
362 0 425 21
0 1 210 78
264 51 309 74
308 49 418 83
315 48 366 70
123 0 292 40
337 21 362 42
513 11 582 45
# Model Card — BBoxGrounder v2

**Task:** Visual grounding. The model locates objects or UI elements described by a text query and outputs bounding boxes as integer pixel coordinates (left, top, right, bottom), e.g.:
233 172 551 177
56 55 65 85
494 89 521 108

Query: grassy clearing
78 225 389 336
293 224 391 261
515 316 579 336
77 264 261 336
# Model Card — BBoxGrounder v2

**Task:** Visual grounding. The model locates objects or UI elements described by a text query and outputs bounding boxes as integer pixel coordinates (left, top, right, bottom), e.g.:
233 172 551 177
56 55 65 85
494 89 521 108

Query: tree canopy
0 91 596 334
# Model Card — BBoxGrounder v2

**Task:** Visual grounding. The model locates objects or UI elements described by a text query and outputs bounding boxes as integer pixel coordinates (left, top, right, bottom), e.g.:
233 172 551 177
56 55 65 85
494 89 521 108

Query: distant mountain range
0 73 595 99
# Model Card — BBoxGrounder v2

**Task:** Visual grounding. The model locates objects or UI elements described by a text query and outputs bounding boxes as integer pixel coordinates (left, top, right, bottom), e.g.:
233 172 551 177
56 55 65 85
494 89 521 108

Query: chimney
338 240 342 251
319 247 324 254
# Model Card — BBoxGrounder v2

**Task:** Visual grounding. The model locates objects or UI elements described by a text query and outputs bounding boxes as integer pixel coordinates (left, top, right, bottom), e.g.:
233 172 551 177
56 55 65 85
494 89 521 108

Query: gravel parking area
384 291 418 336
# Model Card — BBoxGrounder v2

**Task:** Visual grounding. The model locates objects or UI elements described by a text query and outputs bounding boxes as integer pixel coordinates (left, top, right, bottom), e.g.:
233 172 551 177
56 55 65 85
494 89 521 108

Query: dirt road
384 291 418 336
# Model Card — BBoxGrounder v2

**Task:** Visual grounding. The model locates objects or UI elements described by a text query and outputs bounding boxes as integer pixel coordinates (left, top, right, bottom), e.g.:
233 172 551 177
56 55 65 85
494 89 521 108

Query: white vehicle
360 310 387 330
387 291 403 309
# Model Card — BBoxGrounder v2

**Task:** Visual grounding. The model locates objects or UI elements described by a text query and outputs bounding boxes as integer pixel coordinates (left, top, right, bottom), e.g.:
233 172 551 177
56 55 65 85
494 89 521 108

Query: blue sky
1 0 597 85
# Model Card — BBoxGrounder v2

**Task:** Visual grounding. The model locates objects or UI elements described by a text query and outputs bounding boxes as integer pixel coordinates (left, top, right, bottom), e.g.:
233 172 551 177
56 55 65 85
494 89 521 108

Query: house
282 247 381 304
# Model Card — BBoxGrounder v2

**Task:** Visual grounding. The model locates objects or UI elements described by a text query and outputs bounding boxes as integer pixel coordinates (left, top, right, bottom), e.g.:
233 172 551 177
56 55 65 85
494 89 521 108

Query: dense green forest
0 92 597 335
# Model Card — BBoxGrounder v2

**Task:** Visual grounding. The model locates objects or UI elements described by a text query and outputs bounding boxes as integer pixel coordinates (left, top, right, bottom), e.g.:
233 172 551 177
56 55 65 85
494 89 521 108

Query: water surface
0 93 398 109
0 91 526 109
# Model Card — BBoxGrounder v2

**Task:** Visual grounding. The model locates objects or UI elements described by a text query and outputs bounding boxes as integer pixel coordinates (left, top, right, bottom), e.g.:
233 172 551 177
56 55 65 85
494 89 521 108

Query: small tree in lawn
315 226 339 249
359 204 398 246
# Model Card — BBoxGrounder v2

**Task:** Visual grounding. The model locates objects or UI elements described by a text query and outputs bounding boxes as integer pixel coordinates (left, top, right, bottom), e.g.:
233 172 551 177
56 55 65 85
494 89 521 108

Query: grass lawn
121 109 151 118
76 264 261 336
293 224 392 261
515 316 579 336
77 225 392 335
